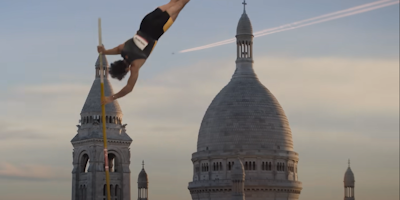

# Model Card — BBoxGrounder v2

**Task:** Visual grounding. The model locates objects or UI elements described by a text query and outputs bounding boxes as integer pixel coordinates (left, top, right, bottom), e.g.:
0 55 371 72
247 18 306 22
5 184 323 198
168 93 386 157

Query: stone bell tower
71 55 132 200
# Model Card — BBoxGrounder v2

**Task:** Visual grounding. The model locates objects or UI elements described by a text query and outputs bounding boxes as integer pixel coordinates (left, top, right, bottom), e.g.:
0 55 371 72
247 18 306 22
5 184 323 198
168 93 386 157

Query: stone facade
71 55 132 200
188 3 302 200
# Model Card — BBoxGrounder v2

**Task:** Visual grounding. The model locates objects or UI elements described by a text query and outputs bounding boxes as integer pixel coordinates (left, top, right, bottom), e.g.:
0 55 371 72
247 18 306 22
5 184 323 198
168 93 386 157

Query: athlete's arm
111 67 139 100
97 44 124 55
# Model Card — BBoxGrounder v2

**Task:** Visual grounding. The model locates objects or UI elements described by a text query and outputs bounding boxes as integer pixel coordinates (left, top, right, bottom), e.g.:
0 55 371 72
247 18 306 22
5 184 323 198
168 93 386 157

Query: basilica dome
196 75 294 152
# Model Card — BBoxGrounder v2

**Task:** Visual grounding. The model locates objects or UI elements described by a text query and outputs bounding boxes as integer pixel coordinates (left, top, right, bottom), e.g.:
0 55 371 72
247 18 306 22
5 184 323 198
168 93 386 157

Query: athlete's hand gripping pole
98 18 112 200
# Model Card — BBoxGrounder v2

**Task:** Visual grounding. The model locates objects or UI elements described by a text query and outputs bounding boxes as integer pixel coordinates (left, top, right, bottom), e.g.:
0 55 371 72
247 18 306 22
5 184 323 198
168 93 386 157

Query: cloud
0 122 51 140
15 84 89 95
0 129 50 140
2 55 398 141
0 162 69 182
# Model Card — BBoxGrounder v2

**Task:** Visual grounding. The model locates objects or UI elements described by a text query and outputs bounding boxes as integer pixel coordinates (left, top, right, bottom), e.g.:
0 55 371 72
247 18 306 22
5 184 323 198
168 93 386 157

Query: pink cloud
0 162 69 181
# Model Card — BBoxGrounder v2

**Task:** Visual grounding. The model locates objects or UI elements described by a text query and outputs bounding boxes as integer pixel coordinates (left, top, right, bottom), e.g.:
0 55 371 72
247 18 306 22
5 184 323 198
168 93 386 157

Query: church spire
71 55 132 200
138 162 149 200
344 160 355 200
234 0 256 78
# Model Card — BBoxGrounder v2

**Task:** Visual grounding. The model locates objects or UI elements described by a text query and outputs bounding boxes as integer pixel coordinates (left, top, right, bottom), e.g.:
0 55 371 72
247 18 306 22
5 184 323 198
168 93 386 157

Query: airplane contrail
179 0 399 53
255 1 400 37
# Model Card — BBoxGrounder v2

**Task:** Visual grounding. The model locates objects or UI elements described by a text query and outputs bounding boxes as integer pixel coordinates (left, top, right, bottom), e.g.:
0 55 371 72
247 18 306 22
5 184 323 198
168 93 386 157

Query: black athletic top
121 8 173 64
121 30 156 64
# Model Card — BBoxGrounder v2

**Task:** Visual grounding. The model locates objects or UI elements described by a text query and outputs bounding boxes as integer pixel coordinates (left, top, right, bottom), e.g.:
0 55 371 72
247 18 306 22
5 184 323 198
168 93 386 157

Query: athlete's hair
109 60 129 81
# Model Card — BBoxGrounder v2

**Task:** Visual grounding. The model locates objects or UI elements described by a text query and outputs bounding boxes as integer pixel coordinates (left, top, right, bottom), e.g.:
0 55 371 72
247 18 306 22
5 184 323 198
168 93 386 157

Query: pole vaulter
97 2 190 199
98 0 190 106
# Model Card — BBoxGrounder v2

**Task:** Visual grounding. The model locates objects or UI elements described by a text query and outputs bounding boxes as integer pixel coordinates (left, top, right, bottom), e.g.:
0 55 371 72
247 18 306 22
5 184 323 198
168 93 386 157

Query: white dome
196 76 294 152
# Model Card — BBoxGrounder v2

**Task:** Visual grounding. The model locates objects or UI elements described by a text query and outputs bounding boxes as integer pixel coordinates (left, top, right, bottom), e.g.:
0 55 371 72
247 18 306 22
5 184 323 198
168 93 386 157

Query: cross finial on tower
348 159 350 167
242 0 247 12
142 160 145 169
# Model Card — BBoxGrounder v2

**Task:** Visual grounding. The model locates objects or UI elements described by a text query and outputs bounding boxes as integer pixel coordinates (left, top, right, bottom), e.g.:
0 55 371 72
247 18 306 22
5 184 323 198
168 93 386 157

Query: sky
0 0 399 200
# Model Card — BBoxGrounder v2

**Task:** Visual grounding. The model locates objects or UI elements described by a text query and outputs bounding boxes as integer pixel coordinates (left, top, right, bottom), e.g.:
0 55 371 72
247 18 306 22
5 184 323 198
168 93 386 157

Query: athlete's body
98 0 190 105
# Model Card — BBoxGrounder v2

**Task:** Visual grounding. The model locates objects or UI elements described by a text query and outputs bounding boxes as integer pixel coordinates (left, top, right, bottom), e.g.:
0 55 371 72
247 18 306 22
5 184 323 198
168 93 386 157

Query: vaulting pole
98 18 111 200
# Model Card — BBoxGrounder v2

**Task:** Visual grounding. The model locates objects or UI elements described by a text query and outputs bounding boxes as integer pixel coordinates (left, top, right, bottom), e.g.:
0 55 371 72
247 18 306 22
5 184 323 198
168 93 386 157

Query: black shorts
139 8 174 41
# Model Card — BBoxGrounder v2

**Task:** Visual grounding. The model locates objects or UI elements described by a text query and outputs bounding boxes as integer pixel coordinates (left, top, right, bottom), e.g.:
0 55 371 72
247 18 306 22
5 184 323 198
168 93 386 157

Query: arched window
110 185 114 197
219 162 222 171
80 154 90 173
79 185 83 200
115 184 119 196
253 162 256 170
83 185 87 200
108 153 118 172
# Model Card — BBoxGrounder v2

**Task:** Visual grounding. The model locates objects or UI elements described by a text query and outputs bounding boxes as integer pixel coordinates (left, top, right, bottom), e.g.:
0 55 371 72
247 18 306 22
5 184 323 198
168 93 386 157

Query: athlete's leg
165 0 190 21
158 0 175 12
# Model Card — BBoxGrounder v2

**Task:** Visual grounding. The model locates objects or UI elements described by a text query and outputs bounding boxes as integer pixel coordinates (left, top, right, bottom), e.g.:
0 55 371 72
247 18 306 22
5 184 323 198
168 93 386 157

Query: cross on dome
242 0 247 12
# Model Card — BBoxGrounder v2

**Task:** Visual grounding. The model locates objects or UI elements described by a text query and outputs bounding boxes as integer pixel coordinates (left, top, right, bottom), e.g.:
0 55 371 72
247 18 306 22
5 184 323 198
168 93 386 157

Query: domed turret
231 158 245 200
138 161 148 188
344 160 355 200
71 54 131 143
344 167 355 186
236 0 253 36
232 158 245 179
138 161 148 200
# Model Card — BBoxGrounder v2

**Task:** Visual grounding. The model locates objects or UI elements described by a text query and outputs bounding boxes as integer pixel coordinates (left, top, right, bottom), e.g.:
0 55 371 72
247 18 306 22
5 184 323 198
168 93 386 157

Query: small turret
344 160 355 200
138 161 149 200
231 158 245 200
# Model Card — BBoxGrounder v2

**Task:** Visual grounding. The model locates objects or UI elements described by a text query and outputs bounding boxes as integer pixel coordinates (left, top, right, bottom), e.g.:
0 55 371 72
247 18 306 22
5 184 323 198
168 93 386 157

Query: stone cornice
191 150 299 162
71 138 132 146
